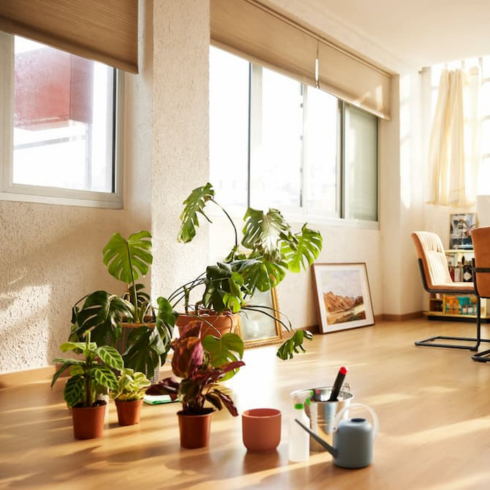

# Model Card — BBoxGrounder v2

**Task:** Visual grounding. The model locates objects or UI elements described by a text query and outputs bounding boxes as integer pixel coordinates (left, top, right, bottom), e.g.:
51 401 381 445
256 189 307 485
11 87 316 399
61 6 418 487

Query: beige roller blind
0 0 138 73
318 41 391 120
211 0 317 86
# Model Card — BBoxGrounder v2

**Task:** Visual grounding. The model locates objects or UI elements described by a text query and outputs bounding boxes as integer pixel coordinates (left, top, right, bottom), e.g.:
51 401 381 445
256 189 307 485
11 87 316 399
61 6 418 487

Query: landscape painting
312 263 374 333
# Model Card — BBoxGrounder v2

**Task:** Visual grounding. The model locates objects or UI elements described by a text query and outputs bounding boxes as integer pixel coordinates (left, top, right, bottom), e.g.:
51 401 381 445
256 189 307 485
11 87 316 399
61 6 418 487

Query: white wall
150 0 210 300
0 0 430 374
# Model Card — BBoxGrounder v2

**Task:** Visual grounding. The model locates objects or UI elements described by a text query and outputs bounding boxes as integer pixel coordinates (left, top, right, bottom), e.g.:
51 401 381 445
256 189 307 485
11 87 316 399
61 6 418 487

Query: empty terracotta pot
115 399 144 426
71 404 106 440
242 408 282 452
177 409 214 449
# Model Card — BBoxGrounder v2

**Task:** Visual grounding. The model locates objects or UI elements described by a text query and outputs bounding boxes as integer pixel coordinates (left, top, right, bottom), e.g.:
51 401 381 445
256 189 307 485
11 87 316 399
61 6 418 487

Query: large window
0 32 123 208
209 46 378 222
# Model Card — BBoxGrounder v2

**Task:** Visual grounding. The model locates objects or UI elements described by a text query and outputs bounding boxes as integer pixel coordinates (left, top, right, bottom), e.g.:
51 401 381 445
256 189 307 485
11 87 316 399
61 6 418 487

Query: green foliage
146 325 245 416
281 224 323 273
68 231 175 379
70 291 134 346
52 334 123 408
178 182 215 243
173 182 324 359
202 332 244 382
103 231 153 284
276 330 313 361
111 368 151 401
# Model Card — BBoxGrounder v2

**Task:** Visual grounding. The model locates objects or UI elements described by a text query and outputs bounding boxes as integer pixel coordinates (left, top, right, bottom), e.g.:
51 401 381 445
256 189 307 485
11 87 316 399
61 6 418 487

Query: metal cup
290 386 354 452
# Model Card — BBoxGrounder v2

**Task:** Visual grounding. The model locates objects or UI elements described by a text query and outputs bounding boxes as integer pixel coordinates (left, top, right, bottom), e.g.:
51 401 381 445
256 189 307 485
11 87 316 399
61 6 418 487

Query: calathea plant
168 182 323 360
111 368 151 402
146 324 245 416
52 332 124 408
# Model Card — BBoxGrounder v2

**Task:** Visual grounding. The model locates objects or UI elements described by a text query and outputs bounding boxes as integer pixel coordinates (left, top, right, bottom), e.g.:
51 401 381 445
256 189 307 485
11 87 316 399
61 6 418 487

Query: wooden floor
2 318 490 489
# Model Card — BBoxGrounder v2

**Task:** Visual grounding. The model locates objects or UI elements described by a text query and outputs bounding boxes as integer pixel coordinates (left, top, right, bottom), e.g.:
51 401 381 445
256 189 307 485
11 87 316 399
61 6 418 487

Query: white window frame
0 32 124 209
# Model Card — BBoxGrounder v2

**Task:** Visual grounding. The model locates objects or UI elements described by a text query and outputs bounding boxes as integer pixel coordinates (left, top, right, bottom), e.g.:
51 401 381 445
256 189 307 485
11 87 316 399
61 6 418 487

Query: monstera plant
169 182 324 360
69 231 176 380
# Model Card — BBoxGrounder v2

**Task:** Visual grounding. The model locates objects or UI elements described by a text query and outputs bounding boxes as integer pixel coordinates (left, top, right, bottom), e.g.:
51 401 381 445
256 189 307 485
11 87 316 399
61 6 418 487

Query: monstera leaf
103 231 153 284
71 291 134 346
202 332 244 381
234 258 287 295
178 183 215 243
242 208 291 258
276 330 313 361
281 225 323 273
203 263 244 313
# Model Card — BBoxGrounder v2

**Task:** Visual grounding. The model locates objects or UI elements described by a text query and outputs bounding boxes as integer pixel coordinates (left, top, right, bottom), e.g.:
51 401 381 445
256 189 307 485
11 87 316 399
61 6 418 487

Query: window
209 46 378 222
0 32 123 208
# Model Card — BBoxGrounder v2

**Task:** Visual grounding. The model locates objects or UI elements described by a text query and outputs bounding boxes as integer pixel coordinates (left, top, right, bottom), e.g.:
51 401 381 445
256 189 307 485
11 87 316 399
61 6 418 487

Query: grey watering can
295 403 379 469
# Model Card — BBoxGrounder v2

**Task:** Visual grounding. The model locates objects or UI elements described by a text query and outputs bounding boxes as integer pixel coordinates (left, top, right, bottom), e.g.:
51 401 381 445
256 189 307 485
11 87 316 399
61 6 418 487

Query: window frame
209 46 380 228
0 32 124 209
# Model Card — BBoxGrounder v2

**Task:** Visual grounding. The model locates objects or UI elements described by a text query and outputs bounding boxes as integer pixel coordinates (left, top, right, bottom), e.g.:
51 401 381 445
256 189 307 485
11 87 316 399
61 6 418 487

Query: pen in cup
328 366 348 402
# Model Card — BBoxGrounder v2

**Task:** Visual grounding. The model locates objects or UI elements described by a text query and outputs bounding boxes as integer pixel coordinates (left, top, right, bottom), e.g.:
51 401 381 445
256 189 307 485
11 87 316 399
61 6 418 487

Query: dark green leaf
123 327 159 379
276 330 313 360
64 375 85 407
72 291 133 346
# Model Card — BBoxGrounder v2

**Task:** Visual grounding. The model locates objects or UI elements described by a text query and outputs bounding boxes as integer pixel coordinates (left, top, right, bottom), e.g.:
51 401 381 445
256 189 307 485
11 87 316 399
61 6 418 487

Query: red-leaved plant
146 324 245 416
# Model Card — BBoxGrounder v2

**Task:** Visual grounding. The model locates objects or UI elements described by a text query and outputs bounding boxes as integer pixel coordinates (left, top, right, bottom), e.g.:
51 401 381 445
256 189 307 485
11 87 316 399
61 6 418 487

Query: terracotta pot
115 399 144 426
177 409 214 449
176 312 239 339
71 404 106 440
242 408 282 452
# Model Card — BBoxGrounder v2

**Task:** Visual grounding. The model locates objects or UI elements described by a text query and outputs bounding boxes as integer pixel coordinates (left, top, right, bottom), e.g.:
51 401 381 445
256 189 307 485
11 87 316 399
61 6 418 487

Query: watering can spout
294 419 338 458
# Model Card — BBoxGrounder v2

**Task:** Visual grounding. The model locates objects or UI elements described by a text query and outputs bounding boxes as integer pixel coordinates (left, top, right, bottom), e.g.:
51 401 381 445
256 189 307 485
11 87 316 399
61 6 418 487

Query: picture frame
449 213 476 250
238 288 283 348
312 263 374 333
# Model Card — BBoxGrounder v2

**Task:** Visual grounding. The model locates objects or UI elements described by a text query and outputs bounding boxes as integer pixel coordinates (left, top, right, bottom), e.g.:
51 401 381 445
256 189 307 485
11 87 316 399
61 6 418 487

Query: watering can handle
334 402 379 440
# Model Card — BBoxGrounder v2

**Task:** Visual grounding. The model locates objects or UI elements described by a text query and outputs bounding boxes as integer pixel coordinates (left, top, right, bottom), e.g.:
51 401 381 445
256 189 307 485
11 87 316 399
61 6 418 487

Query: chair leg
415 336 482 351
472 297 490 361
416 297 490 351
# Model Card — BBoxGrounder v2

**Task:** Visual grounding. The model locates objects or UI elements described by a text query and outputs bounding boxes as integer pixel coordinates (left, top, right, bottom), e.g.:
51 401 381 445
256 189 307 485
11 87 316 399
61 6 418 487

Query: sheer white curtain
427 66 480 206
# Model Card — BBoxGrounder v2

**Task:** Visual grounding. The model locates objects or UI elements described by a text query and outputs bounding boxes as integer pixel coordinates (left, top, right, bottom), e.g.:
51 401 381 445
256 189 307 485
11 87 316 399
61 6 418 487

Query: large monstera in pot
170 183 323 360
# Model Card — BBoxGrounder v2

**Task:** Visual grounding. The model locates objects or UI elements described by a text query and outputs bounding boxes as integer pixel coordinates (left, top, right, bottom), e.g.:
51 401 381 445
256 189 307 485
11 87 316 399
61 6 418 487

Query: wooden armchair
470 227 490 361
411 231 489 351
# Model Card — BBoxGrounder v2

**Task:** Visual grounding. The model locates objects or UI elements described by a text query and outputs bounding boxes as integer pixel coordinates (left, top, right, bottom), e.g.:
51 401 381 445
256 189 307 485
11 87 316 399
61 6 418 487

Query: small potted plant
111 368 151 426
51 333 123 440
171 182 323 359
146 323 245 449
69 231 177 380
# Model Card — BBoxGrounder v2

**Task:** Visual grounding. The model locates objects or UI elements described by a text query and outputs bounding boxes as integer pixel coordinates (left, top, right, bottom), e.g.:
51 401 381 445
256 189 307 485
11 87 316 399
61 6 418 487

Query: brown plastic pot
115 399 144 426
177 409 214 449
176 311 239 339
71 404 106 440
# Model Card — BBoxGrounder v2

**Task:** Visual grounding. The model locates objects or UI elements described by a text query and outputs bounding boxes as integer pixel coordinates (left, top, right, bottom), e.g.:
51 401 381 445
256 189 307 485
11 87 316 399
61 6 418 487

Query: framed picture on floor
312 263 374 333
238 288 283 348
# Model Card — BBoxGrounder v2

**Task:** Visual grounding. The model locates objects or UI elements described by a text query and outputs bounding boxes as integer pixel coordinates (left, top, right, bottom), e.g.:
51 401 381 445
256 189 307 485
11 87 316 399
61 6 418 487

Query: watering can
295 403 379 469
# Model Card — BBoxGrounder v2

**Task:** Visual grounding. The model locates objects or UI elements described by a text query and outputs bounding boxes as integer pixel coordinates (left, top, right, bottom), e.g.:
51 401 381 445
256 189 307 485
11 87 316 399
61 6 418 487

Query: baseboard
381 311 424 322
0 366 55 390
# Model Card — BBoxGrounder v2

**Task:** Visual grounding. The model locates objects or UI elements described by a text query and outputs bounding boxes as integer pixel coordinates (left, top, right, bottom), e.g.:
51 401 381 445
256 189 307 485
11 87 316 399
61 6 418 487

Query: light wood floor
2 318 490 489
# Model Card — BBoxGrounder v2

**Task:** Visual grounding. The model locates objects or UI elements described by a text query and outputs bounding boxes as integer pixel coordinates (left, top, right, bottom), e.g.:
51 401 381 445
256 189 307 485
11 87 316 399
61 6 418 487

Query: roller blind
211 0 391 120
318 41 391 120
211 0 317 87
0 0 138 73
